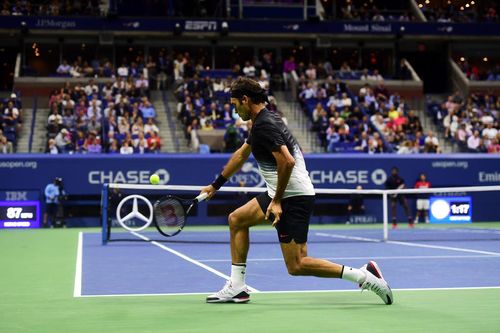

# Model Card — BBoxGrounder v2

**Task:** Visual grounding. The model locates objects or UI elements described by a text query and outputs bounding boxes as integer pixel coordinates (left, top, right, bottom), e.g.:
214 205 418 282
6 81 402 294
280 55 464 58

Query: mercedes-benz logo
116 195 153 232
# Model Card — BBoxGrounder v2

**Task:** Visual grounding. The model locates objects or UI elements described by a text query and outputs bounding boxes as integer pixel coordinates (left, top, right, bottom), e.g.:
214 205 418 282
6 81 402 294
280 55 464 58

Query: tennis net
101 183 500 244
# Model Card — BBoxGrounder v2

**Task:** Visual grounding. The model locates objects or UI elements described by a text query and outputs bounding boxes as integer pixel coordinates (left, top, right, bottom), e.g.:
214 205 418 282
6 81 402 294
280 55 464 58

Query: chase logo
88 168 170 185
309 168 387 186
226 162 265 187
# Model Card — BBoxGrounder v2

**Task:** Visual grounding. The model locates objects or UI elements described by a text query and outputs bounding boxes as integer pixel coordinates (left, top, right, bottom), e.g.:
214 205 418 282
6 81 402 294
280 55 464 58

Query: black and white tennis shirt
246 108 315 198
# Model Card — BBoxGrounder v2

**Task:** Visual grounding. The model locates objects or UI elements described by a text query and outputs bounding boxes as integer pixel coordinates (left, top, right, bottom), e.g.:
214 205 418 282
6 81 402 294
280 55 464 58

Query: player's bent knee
228 212 241 229
286 263 303 276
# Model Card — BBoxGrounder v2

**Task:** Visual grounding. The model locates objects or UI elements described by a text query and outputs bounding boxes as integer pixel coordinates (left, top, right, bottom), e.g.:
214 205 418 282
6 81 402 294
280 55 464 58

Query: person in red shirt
414 173 431 223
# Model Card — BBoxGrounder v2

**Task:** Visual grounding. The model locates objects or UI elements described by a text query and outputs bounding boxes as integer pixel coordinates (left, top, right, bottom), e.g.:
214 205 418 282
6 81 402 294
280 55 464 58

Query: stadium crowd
457 59 500 81
0 93 22 153
428 92 499 153
297 76 430 154
45 74 161 154
1 0 104 16
420 1 498 23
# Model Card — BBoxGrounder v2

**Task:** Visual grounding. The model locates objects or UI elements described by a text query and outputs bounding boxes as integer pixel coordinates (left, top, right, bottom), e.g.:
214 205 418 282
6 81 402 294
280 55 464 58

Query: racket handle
195 192 209 203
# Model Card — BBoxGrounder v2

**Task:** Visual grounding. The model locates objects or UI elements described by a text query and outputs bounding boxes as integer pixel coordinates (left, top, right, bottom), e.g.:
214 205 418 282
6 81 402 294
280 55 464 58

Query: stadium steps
423 94 454 153
166 90 191 153
16 107 34 153
150 90 178 153
273 91 321 154
31 108 50 153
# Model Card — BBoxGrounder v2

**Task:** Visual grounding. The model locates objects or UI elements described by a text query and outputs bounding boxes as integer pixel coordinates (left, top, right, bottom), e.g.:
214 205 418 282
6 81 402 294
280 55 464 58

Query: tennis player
201 77 393 305
385 167 413 229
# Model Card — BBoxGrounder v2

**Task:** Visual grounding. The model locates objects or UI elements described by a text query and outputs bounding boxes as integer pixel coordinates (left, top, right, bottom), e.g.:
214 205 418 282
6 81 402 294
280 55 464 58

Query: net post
101 183 109 245
382 192 388 242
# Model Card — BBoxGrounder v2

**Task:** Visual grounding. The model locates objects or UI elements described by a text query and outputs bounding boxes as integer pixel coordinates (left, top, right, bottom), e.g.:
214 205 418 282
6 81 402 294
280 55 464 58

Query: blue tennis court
76 227 500 297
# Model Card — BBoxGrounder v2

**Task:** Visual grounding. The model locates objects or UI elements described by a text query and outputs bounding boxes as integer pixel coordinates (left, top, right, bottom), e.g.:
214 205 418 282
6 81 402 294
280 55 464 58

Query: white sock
230 263 246 288
341 266 366 284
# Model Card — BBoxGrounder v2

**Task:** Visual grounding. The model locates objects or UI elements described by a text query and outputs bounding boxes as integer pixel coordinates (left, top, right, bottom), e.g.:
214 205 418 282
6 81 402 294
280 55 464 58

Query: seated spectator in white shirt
104 102 116 118
481 112 494 125
84 79 99 96
467 130 481 152
57 60 72 75
305 64 317 80
87 101 102 120
242 61 256 77
368 69 384 81
299 82 316 101
212 78 225 92
47 107 63 125
117 63 129 78
120 141 134 154
47 138 58 154
144 118 159 135
135 74 149 91
340 92 352 108
482 123 498 141
424 131 440 153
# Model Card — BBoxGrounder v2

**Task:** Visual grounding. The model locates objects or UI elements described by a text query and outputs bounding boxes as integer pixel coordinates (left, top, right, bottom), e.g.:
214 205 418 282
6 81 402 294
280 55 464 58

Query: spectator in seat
283 56 296 90
424 130 440 153
140 100 156 120
133 131 149 154
57 60 72 75
467 130 482 152
487 136 500 153
147 131 162 153
0 133 13 153
242 61 256 78
55 128 72 153
144 118 159 135
120 140 134 154
46 138 58 154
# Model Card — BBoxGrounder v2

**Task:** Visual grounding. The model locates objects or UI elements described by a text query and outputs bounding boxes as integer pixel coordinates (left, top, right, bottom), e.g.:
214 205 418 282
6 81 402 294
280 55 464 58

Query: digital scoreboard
429 196 472 224
0 201 40 228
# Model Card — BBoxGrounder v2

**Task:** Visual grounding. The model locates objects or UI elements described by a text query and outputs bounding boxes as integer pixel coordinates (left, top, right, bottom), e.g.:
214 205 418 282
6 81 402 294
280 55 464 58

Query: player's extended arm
220 142 252 179
266 145 296 226
201 143 252 198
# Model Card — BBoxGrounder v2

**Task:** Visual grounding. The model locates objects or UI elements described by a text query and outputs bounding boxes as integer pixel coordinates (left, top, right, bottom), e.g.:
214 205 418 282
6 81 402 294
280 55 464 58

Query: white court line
198 254 499 262
73 232 83 297
131 232 260 292
78 286 500 298
315 232 500 256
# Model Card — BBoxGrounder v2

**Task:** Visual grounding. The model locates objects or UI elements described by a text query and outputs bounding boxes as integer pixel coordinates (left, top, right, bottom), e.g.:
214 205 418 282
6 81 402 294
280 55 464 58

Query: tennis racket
153 192 209 237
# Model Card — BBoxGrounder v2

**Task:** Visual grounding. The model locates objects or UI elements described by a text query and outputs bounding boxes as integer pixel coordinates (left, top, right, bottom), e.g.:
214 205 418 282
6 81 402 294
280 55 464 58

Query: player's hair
230 76 269 104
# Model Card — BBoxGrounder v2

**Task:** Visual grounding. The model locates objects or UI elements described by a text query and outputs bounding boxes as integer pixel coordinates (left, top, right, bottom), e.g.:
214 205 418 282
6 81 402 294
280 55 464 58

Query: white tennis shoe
360 261 393 305
206 281 250 303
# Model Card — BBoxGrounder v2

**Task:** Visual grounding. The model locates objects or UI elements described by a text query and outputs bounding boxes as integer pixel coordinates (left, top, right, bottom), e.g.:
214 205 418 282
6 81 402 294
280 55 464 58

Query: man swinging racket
201 77 393 305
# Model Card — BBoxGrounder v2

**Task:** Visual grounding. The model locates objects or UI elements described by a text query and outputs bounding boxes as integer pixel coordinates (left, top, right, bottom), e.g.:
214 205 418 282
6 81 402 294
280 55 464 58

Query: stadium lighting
221 21 229 37
173 22 182 36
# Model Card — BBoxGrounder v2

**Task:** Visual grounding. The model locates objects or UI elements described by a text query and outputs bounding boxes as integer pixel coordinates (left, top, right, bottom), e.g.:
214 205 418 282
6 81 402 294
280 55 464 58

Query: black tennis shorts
256 192 315 244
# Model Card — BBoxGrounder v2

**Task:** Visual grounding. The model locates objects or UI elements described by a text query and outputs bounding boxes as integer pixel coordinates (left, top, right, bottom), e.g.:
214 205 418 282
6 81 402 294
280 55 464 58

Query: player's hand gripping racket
153 192 209 237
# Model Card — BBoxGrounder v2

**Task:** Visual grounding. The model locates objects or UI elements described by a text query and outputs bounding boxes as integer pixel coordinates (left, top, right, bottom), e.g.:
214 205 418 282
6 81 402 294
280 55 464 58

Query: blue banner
1 16 499 36
1 154 499 224
1 154 499 195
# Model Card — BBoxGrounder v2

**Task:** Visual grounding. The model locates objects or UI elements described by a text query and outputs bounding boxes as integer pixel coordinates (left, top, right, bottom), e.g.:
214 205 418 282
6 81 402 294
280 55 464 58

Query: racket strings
154 198 185 232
